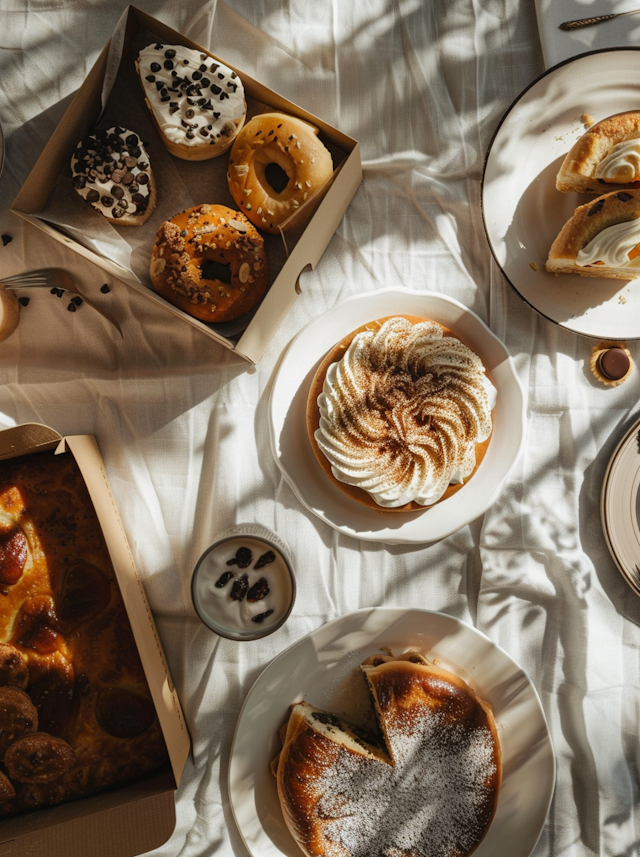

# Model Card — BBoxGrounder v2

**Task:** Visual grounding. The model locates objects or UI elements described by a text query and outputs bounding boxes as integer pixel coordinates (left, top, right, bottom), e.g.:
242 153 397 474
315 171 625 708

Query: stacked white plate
601 415 640 593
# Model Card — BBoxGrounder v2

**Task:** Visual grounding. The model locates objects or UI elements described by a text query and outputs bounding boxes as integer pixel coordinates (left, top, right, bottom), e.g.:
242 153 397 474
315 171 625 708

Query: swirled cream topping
576 218 640 268
137 44 245 148
595 138 640 183
315 318 496 508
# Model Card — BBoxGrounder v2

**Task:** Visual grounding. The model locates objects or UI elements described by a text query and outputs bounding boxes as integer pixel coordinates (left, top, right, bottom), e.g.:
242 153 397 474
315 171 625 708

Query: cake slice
546 188 640 279
556 111 640 193
275 652 501 857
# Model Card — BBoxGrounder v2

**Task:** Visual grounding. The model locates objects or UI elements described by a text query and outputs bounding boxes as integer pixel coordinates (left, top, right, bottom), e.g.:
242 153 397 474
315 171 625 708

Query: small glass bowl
191 524 296 641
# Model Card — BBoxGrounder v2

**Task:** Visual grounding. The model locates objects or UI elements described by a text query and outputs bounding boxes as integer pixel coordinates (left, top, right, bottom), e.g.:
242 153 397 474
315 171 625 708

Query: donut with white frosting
307 316 496 511
136 44 246 160
71 127 156 226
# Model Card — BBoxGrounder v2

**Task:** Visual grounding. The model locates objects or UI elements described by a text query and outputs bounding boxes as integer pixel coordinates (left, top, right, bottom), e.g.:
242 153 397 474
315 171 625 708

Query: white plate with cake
601 413 640 595
228 607 555 857
482 48 640 340
268 288 525 544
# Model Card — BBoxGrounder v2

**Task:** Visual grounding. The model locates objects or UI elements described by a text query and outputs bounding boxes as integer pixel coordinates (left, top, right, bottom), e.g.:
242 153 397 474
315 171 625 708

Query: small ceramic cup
191 523 296 641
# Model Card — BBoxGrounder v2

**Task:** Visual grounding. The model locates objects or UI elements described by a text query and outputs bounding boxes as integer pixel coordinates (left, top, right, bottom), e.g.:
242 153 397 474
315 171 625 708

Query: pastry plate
482 48 640 340
601 413 640 595
268 287 525 544
228 607 555 857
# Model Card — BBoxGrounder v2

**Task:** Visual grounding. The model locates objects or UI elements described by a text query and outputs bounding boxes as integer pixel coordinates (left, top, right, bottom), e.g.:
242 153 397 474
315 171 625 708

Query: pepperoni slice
0 644 29 689
0 686 38 752
0 529 27 585
57 561 111 630
4 732 75 783
13 596 60 655
95 688 156 739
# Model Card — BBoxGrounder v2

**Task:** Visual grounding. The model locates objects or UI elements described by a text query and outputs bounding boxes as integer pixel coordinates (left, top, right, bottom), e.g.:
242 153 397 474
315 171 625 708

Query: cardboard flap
56 435 190 785
0 424 62 460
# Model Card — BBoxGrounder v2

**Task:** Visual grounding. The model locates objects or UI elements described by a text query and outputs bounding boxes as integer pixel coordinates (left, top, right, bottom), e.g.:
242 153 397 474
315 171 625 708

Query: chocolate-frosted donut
150 204 270 323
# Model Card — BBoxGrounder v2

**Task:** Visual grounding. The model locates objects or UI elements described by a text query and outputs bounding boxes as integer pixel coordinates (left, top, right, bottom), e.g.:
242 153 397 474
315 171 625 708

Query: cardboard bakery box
0 423 190 857
11 6 362 364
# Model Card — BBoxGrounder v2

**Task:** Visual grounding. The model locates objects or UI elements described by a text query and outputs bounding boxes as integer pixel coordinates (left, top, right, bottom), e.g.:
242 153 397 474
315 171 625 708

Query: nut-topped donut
150 204 270 323
227 112 334 234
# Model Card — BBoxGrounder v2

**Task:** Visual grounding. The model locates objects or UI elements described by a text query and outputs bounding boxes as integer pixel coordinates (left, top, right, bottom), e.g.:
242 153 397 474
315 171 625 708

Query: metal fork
0 269 123 338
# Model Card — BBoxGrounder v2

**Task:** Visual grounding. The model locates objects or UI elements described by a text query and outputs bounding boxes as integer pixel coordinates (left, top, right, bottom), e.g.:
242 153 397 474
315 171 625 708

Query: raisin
251 609 274 624
230 574 249 602
254 550 276 570
247 577 269 602
226 547 252 568
215 570 234 588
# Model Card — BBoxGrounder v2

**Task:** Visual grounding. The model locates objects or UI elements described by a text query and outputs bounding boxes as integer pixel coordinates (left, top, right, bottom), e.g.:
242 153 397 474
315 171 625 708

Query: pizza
0 451 167 816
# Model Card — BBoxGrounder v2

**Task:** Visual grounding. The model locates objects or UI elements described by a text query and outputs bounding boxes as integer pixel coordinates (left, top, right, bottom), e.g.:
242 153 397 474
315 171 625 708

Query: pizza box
0 423 190 857
11 6 362 364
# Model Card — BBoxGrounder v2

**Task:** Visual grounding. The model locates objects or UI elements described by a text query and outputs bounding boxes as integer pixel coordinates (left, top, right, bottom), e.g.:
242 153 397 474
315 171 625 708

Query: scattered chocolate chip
185 108 195 119
145 74 155 82
251 610 274 624
101 196 113 207
150 62 161 72
100 284 110 293
617 192 634 202
165 49 176 59
67 302 76 312
247 578 269 603
18 297 29 307
588 199 605 216
230 574 249 602
215 570 234 588
254 550 276 570
86 189 100 204
72 296 82 306
111 186 125 199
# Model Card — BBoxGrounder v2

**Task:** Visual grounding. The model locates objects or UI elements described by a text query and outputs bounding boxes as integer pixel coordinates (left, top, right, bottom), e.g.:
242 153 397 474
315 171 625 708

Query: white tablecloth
1 1 639 856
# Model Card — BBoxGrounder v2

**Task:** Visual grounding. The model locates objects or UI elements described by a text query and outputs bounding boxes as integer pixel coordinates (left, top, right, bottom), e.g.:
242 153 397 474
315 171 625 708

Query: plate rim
601 412 640 594
267 286 526 544
481 46 640 342
227 606 556 857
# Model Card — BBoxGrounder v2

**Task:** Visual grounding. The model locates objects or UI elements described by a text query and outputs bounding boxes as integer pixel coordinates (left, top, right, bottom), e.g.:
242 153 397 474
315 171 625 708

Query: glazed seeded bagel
150 204 270 323
227 112 334 234
546 188 640 278
556 111 640 193
307 315 495 513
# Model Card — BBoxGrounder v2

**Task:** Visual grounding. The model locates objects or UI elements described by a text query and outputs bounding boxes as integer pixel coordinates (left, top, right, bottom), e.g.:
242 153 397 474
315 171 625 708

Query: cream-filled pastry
556 111 640 193
136 44 246 160
307 316 496 512
71 127 156 226
546 188 640 278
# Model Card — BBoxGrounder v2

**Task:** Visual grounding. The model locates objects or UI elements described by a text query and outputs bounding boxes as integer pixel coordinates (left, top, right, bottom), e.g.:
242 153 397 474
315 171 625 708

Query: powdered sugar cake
306 316 496 512
274 651 501 857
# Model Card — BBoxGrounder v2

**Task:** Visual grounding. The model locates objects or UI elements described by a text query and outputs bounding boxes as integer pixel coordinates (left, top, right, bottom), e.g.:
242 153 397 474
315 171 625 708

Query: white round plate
482 48 640 340
601 414 640 595
228 607 555 857
268 288 525 544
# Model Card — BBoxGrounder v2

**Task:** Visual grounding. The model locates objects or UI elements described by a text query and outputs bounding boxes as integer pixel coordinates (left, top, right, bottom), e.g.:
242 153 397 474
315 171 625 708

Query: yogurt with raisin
192 535 294 640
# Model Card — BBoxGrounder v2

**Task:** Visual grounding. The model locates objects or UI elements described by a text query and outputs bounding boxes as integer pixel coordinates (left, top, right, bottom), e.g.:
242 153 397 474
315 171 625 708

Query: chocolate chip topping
588 198 605 216
597 347 630 380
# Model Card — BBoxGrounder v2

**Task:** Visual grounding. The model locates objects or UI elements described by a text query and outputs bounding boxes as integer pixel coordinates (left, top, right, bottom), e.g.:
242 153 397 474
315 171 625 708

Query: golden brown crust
276 653 502 857
545 188 640 278
306 315 492 513
0 452 167 818
228 112 334 233
556 111 640 193
150 203 270 323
